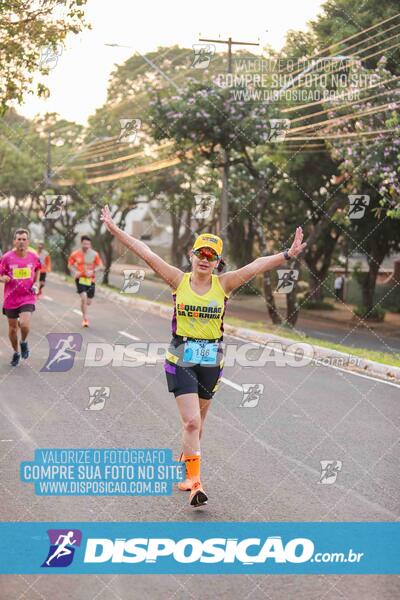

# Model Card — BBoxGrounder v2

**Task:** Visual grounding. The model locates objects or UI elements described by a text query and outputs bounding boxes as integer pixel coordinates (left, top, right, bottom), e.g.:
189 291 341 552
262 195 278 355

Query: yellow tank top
171 272 230 340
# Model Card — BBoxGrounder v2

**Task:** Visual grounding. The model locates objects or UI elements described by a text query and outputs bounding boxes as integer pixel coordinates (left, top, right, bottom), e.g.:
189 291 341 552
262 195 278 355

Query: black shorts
39 272 47 283
75 280 95 298
164 336 224 400
3 304 35 319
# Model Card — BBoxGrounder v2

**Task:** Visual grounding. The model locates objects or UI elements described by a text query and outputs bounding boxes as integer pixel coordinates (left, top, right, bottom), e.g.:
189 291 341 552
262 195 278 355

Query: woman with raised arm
101 205 306 508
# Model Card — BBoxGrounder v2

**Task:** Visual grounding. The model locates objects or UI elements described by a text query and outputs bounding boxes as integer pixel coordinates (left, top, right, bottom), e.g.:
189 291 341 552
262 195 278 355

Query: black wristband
283 249 291 260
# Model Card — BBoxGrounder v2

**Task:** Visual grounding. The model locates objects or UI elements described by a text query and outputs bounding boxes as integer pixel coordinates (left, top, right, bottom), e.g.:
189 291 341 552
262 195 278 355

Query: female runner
101 205 306 507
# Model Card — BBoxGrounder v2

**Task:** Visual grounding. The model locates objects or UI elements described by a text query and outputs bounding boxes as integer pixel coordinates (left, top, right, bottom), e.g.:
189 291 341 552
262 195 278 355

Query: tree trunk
228 219 254 267
101 234 113 285
304 228 339 302
170 208 182 267
175 209 195 270
263 270 282 325
307 268 324 301
61 238 74 274
255 224 282 325
358 232 388 317
362 255 381 314
54 213 77 274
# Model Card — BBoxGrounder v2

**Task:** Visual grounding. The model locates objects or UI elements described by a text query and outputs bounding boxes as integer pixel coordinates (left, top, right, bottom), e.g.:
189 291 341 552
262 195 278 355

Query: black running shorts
75 280 95 298
164 336 224 400
3 304 35 319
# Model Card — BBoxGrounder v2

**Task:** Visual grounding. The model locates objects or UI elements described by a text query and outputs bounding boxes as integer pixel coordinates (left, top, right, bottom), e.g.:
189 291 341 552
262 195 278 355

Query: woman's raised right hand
101 205 118 234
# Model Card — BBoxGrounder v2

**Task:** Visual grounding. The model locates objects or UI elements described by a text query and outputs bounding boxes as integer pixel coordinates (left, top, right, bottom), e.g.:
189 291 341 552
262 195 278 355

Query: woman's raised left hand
288 226 307 258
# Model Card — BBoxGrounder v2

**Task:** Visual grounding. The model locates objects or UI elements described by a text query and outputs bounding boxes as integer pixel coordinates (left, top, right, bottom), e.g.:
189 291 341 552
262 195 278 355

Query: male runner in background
68 235 102 328
36 240 51 297
0 229 41 366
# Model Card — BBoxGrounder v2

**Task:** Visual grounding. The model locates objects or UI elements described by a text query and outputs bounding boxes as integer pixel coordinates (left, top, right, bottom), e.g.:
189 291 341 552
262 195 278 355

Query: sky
18 0 326 125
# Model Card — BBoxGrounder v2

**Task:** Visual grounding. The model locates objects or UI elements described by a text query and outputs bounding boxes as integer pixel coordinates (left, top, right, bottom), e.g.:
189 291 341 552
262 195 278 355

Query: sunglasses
193 248 219 262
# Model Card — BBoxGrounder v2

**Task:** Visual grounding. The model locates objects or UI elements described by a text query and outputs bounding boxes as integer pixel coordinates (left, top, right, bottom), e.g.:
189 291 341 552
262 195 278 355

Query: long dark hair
217 257 226 273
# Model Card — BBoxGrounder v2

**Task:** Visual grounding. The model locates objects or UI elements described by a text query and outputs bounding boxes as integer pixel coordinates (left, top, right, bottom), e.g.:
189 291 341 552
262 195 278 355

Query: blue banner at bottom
0 522 398 574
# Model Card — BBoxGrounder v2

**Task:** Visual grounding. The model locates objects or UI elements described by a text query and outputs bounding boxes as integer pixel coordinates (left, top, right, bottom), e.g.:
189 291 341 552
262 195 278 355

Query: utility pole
198 36 259 75
199 37 259 255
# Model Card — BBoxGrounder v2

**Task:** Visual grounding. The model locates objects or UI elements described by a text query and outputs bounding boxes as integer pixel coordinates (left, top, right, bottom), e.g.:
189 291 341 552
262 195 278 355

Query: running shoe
20 341 29 359
10 352 20 367
189 481 208 507
82 319 89 328
177 452 193 491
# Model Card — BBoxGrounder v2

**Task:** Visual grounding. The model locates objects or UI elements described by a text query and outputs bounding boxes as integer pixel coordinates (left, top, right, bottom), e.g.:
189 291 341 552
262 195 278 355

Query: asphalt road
108 270 400 355
0 275 399 599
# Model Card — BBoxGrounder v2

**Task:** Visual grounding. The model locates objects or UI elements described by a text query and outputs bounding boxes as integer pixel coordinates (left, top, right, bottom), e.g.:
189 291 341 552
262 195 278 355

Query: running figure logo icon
44 195 66 219
121 269 145 293
191 44 215 69
39 44 63 69
318 460 343 484
240 383 264 408
41 333 83 372
86 386 110 410
194 195 216 220
119 118 141 143
265 119 290 142
41 529 82 568
276 269 299 294
348 195 370 219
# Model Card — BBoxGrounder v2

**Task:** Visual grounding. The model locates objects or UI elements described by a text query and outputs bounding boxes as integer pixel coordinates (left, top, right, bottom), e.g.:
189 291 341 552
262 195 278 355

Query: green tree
347 188 400 316
326 60 400 316
0 0 89 114
312 0 400 73
0 109 45 249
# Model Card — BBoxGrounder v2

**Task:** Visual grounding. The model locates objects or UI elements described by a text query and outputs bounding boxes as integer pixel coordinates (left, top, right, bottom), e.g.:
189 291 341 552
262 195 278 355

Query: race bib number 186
183 340 218 365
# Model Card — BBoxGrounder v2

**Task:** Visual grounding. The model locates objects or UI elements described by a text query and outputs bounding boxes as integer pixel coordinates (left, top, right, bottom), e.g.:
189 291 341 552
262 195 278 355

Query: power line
54 155 182 186
74 150 148 170
281 75 400 113
349 29 400 58
288 87 399 125
286 128 399 140
281 12 400 78
327 21 400 58
287 102 399 136
282 39 400 94
362 39 400 62
290 89 396 124
282 37 400 94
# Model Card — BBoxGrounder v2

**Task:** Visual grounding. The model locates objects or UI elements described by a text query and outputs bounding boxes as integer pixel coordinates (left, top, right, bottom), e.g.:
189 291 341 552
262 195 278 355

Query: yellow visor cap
192 233 223 257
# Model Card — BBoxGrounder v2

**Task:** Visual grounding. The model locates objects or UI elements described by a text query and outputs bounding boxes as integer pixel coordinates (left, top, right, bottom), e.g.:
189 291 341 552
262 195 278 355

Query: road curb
224 325 400 383
53 273 400 384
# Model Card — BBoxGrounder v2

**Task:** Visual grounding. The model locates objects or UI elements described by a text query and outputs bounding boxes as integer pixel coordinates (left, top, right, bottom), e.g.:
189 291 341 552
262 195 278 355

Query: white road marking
115 331 163 363
225 333 400 389
118 330 141 341
221 377 242 392
42 295 53 302
72 309 82 316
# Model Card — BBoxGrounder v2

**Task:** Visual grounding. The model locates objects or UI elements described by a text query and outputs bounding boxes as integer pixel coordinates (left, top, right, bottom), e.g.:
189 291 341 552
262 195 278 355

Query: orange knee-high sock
183 454 201 482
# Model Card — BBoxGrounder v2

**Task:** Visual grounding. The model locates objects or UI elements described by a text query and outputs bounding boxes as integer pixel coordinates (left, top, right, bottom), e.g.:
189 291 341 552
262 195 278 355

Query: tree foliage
0 0 89 114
